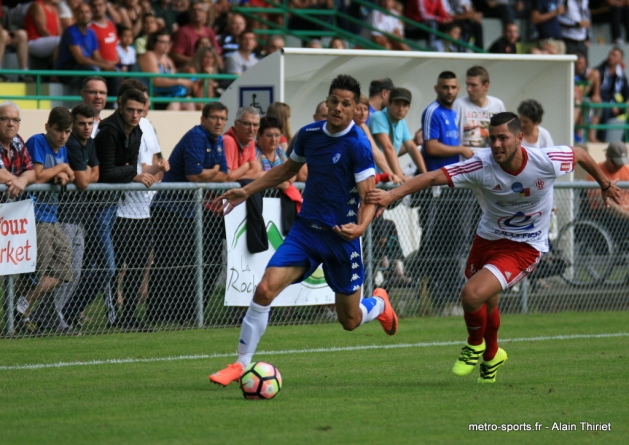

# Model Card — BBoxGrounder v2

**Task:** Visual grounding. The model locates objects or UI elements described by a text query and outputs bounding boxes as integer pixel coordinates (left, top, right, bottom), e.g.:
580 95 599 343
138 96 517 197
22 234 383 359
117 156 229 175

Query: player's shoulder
299 120 326 134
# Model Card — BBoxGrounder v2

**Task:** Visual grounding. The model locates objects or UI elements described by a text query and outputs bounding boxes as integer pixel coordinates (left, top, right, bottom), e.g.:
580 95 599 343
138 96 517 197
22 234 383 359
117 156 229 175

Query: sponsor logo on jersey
535 179 545 190
497 211 542 231
306 127 321 132
333 153 341 164
560 162 571 171
511 182 530 197
492 184 502 191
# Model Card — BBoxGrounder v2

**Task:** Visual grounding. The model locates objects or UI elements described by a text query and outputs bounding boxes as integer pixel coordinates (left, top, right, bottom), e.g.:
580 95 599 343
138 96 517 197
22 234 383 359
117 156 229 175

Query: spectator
594 47 629 142
517 99 554 148
368 77 395 115
181 45 220 109
138 31 195 111
170 0 222 68
55 3 117 85
116 26 137 71
264 34 285 56
369 0 410 51
57 0 83 30
531 0 567 54
89 0 121 100
218 12 246 58
116 0 145 38
134 13 159 59
470 0 515 26
0 101 35 200
313 100 328 121
329 37 347 49
113 79 168 330
148 102 228 323
574 52 602 143
0 16 29 82
453 65 506 151
24 0 61 61
430 22 465 52
64 88 146 330
444 0 484 49
18 107 75 332
266 102 292 151
586 141 629 238
255 116 295 191
404 0 452 46
304 39 323 48
153 0 178 34
559 0 590 56
33 104 100 334
225 29 259 76
368 87 427 181
223 106 262 181
171 0 190 28
80 76 108 136
488 21 519 53
590 0 629 45
354 94 402 183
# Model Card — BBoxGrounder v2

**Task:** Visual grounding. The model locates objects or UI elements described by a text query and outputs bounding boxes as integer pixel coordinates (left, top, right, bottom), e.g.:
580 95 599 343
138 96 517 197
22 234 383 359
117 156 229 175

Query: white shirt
117 117 161 219
453 95 506 151
116 44 137 66
521 125 554 149
369 9 404 36
442 145 574 252
559 0 590 42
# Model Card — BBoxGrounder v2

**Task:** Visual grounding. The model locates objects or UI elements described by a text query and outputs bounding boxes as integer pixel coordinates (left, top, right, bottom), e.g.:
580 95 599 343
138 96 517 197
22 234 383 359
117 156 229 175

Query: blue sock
359 296 385 325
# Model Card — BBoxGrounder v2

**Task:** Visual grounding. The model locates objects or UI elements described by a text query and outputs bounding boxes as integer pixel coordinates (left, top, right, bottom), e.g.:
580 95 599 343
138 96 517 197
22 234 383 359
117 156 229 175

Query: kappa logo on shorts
350 252 359 259
347 198 356 205
346 210 357 217
351 262 359 269
351 273 360 281
353 285 360 291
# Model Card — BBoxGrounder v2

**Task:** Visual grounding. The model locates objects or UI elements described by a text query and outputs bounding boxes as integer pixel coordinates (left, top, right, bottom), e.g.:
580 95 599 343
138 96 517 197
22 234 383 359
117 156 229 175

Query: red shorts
465 236 542 290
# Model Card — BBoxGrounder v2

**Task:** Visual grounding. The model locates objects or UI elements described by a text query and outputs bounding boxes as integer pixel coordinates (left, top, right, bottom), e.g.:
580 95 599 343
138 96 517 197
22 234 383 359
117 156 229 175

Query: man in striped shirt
367 112 621 383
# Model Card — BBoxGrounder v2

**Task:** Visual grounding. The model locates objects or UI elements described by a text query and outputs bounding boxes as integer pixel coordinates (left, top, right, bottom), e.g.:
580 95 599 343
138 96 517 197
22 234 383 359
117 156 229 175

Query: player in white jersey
367 112 621 383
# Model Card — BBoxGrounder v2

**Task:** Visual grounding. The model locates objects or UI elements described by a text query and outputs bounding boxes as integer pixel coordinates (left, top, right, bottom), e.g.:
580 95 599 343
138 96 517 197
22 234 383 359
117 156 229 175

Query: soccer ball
239 362 282 400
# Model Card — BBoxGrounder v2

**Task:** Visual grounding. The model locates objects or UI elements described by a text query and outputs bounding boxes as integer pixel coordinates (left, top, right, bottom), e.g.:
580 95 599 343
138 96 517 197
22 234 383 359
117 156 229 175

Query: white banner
0 199 37 276
224 198 334 307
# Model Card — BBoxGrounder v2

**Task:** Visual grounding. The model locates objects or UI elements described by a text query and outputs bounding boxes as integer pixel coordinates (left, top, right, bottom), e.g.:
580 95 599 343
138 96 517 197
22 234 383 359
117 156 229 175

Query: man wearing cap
586 141 629 231
368 78 395 116
368 87 427 181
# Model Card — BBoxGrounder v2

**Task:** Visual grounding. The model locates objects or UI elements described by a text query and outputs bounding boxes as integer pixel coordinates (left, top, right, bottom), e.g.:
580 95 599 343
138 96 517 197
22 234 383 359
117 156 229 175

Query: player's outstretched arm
366 168 449 215
213 159 304 215
572 146 622 207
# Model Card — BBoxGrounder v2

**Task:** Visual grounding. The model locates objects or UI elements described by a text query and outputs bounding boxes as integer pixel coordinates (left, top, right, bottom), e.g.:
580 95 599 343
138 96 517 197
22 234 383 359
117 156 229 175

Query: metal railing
575 101 629 141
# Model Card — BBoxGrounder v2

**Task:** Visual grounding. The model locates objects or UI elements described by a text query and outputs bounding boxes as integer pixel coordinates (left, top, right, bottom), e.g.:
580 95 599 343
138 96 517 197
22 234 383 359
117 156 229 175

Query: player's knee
252 280 275 306
460 285 484 312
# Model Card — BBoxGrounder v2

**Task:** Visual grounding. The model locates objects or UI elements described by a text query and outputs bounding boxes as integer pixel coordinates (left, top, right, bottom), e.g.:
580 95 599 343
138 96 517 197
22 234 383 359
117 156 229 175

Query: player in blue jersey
209 74 399 387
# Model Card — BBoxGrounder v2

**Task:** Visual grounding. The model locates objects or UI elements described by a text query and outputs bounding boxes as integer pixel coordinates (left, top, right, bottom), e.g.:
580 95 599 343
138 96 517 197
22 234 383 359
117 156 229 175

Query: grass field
1 311 627 445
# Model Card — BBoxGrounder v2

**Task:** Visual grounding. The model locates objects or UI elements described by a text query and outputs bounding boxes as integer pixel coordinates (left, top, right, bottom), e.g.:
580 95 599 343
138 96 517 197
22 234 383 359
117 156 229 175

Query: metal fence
1 181 628 338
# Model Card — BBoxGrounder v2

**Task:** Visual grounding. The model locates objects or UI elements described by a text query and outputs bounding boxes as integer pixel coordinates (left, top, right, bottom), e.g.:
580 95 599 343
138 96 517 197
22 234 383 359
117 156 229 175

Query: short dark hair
368 78 394 97
202 102 228 118
48 106 73 129
466 65 489 84
438 71 457 81
239 28 256 41
490 112 521 134
117 25 131 36
258 116 282 135
119 89 147 107
517 99 544 124
118 78 148 96
81 76 107 91
329 74 361 104
611 46 624 57
71 104 95 121
147 30 170 51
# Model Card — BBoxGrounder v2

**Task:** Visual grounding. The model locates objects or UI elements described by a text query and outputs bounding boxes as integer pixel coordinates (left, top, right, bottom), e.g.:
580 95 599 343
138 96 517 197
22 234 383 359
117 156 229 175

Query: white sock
359 296 385 326
16 297 29 315
237 301 271 368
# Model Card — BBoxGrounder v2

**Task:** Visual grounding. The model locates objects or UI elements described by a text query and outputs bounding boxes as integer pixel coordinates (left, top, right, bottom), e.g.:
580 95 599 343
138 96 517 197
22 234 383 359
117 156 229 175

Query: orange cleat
209 362 244 387
374 288 398 336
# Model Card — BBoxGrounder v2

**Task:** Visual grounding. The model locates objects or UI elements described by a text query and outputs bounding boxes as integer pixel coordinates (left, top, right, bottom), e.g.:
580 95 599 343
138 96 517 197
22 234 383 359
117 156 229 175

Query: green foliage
0 312 627 445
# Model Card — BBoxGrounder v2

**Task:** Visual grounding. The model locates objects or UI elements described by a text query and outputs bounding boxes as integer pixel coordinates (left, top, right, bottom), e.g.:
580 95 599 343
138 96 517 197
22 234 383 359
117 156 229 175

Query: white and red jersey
441 145 574 253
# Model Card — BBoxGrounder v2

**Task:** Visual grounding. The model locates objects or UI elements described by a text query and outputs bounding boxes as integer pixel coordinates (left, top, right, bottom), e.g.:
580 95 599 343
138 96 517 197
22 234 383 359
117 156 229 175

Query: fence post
364 224 374 298
194 188 205 328
519 277 529 314
4 275 15 336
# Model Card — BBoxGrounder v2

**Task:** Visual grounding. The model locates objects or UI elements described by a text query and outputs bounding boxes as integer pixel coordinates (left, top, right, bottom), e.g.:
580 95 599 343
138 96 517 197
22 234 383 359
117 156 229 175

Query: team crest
535 179 545 190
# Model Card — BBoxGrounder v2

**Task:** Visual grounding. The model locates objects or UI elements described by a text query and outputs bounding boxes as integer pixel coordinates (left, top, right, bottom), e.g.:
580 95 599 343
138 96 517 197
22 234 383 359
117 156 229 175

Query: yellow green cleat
452 341 486 376
477 348 508 383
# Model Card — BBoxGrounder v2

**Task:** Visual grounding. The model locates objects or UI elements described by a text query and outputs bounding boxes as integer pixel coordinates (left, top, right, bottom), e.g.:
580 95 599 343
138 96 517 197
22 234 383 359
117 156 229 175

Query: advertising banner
0 199 37 276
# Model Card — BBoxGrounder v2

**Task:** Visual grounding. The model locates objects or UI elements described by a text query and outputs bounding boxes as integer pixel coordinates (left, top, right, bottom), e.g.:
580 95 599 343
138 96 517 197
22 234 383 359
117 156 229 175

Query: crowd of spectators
0 0 627 92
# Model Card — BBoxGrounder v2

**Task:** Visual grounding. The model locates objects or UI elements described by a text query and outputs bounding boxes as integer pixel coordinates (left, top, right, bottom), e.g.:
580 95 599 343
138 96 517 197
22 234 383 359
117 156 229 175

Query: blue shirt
421 100 460 171
152 124 228 218
290 121 375 228
26 134 69 223
368 108 412 172
534 0 562 39
56 25 99 69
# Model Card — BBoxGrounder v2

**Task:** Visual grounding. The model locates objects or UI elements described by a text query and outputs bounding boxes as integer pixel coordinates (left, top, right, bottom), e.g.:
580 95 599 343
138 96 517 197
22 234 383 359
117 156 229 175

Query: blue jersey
421 100 460 171
290 121 375 228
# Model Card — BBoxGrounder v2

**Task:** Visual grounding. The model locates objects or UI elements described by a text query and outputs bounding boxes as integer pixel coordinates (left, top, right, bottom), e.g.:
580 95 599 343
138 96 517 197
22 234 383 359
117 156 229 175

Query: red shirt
24 0 59 40
405 0 451 23
172 24 221 64
89 20 119 63
0 135 33 177
223 126 256 170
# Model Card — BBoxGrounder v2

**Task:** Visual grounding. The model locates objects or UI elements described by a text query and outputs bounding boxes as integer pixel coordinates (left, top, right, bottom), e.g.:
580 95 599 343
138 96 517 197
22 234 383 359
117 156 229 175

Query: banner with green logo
224 198 334 306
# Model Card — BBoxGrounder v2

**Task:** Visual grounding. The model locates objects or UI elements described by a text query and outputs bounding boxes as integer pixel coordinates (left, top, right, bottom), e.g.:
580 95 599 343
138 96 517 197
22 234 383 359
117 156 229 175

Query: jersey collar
500 146 528 176
323 120 354 138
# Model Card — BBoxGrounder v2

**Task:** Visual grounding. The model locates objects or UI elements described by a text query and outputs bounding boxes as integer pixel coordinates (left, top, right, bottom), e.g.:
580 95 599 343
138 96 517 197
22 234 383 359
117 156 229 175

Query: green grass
0 311 628 445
